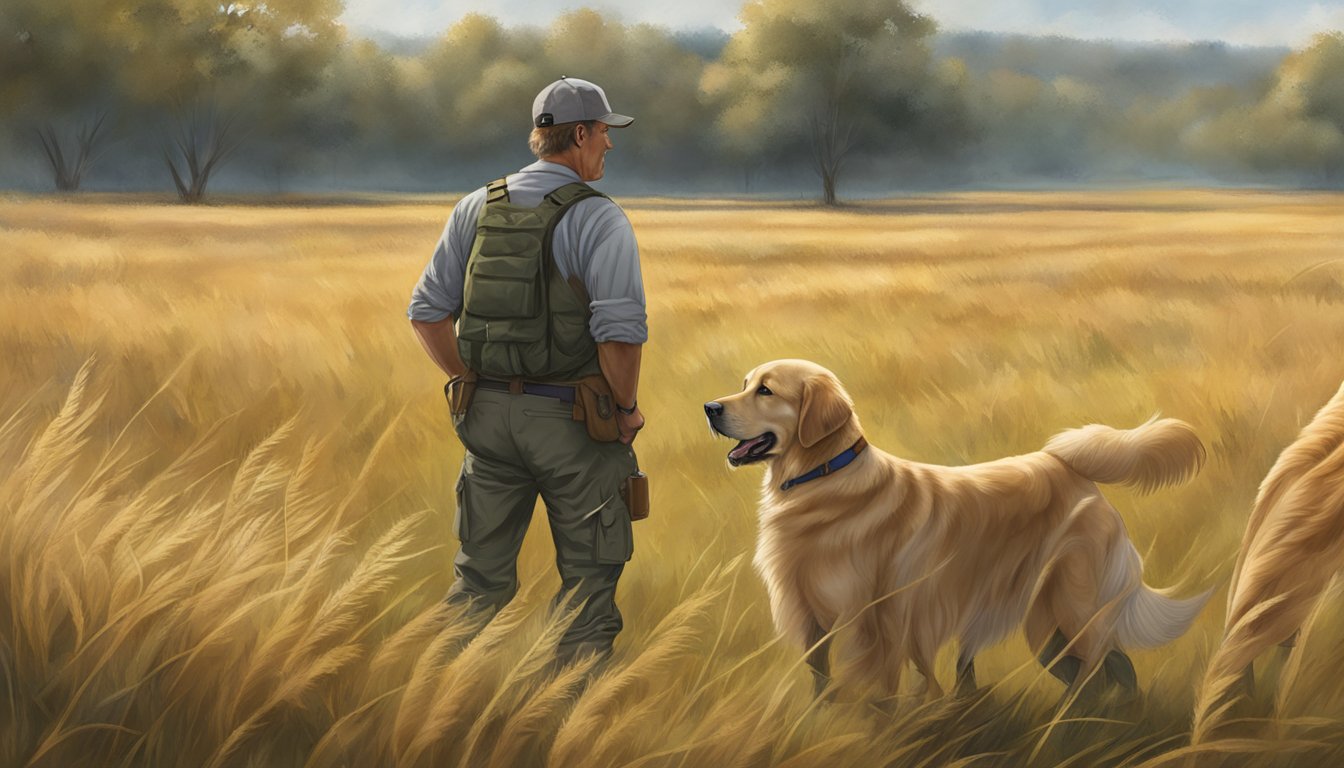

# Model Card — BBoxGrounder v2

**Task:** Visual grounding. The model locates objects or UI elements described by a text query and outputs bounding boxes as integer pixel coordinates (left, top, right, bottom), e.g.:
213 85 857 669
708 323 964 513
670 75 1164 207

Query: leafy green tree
1268 32 1344 184
703 0 956 204
288 38 430 188
1181 32 1344 185
419 10 710 183
421 13 544 166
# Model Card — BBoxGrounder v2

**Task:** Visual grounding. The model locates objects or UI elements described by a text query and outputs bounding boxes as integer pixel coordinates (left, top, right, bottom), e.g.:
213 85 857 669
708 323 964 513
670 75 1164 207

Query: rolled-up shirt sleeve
577 201 647 344
407 190 485 322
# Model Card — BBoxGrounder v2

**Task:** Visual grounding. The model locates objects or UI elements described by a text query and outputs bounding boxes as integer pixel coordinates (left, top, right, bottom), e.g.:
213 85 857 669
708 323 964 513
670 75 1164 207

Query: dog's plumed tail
1119 577 1214 651
1119 583 1214 649
1043 416 1205 494
1099 539 1214 650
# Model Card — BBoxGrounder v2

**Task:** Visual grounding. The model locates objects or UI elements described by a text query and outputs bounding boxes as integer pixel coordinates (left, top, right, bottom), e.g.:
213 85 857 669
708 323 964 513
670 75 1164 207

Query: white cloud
1041 8 1193 43
912 0 1051 37
585 0 743 31
340 0 1344 46
339 0 743 38
917 0 1290 44
1222 3 1344 46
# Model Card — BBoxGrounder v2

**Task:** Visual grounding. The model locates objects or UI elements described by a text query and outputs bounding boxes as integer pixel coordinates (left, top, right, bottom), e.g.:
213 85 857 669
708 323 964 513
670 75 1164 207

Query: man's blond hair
529 120 598 159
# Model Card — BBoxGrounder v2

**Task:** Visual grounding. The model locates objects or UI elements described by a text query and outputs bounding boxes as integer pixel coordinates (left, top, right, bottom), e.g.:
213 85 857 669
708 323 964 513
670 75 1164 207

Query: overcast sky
339 0 1344 47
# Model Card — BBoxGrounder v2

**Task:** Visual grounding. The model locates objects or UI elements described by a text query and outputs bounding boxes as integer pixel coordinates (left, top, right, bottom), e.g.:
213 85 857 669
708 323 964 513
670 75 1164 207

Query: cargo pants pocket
594 493 634 564
453 471 470 542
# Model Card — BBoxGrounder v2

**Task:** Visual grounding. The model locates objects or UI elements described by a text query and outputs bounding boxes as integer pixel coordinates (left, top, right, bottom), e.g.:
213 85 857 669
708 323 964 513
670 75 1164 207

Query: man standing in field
407 77 647 665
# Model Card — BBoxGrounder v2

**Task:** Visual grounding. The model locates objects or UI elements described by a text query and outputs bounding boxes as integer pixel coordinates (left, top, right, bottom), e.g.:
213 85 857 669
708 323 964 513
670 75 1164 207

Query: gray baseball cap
532 77 634 129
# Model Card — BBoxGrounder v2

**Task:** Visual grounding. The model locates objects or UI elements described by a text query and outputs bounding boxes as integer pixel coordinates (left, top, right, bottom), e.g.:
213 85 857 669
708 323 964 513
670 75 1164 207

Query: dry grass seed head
399 599 535 766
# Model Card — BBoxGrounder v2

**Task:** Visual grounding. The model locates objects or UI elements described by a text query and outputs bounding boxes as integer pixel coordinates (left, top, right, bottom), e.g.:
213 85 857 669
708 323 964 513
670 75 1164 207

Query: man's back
408 160 646 348
406 77 646 665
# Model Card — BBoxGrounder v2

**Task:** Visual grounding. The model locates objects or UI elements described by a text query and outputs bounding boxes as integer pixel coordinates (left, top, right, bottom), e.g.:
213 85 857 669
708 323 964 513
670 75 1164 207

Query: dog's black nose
704 402 723 417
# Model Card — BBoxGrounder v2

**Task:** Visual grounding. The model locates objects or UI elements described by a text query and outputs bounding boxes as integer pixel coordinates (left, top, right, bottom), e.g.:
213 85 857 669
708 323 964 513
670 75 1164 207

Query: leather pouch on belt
622 471 650 521
444 370 479 417
573 374 622 442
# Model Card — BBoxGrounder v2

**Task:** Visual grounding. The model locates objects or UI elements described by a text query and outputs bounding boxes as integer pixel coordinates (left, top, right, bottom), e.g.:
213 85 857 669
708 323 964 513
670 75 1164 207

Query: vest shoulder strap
544 181 606 209
485 177 510 204
541 182 607 308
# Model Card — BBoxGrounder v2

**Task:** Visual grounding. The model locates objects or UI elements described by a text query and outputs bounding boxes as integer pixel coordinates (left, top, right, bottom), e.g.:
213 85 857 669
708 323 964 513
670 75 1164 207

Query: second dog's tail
1044 415 1206 493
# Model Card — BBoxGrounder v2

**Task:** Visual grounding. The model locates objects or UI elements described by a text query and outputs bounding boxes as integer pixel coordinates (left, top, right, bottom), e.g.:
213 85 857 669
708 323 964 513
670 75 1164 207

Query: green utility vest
456 178 606 382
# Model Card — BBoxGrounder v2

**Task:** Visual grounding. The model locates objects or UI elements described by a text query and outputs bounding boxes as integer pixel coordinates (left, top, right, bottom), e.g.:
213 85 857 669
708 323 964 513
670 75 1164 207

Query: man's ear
574 123 587 147
798 375 853 448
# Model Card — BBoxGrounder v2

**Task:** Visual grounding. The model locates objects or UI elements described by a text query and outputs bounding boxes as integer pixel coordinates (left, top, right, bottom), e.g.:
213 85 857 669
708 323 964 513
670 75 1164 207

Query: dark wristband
616 400 637 415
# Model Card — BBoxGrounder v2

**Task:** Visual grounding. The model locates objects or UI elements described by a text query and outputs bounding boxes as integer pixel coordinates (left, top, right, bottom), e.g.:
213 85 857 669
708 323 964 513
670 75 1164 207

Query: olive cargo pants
447 386 637 661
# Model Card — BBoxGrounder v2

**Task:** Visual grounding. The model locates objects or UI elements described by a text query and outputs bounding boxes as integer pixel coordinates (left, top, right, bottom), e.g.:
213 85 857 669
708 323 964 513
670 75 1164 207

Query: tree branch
163 149 189 198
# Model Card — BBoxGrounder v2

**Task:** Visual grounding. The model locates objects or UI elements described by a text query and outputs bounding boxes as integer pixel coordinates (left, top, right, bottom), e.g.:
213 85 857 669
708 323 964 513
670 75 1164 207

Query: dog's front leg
805 619 832 698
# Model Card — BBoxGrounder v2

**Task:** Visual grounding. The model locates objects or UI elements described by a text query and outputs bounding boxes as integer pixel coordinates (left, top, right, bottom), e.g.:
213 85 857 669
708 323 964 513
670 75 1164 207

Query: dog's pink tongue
729 436 767 460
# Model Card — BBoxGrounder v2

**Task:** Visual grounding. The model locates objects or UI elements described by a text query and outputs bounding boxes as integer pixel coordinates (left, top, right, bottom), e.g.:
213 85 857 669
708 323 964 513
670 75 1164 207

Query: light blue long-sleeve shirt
407 160 647 344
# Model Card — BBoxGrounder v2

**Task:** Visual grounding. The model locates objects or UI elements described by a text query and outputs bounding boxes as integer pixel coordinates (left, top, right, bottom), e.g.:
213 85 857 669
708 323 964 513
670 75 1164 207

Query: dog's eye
756 385 773 396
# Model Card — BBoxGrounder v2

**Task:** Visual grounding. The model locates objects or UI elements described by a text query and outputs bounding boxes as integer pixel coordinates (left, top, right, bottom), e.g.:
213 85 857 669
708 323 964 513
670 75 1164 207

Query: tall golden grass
1 189 1343 766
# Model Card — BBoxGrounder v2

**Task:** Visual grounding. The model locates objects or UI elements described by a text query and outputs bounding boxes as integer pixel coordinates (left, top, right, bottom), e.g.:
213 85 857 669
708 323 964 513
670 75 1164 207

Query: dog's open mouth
727 433 776 466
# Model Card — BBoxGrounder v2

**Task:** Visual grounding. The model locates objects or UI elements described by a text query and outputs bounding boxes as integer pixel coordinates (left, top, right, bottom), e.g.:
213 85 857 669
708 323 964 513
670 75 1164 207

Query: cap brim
599 113 634 127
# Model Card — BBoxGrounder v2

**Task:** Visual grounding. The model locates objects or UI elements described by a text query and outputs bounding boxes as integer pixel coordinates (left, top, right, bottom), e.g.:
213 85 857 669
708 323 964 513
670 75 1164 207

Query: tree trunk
811 114 848 207
809 45 856 207
821 170 838 206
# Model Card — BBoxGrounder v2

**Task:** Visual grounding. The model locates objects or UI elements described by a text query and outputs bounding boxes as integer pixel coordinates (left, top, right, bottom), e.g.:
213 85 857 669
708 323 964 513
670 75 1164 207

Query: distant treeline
1 0 1341 202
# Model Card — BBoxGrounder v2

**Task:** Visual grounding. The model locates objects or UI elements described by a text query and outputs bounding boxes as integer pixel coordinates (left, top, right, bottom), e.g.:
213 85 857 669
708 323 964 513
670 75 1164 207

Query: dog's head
705 359 857 468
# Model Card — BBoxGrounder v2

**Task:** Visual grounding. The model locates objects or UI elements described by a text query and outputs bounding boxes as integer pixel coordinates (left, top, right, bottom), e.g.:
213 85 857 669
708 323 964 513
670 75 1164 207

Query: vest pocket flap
575 376 622 442
599 496 622 527
463 275 540 320
476 231 536 257
470 249 542 278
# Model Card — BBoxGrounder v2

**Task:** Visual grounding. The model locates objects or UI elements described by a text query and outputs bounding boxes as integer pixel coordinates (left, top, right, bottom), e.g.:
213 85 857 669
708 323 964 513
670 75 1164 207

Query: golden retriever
1191 378 1344 744
705 359 1211 703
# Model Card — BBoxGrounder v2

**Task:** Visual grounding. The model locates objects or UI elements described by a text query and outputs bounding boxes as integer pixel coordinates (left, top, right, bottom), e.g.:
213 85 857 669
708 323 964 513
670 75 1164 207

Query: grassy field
1 189 1343 767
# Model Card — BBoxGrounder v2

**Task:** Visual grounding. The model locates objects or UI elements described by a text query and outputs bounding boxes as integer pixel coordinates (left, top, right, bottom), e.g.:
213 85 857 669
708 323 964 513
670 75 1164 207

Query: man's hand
411 316 468 378
617 406 645 445
598 340 642 444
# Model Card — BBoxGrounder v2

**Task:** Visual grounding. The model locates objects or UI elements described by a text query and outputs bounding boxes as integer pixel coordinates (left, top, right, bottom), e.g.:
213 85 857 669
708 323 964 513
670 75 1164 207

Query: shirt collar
518 159 582 181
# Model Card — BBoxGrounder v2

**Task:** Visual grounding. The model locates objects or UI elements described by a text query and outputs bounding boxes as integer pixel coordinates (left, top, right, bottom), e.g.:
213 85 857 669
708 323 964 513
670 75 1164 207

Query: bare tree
35 111 110 192
109 0 342 203
1 0 121 192
163 103 247 204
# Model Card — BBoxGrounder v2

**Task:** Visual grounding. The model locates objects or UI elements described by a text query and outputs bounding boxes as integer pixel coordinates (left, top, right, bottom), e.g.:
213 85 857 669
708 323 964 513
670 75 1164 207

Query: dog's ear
798 375 853 448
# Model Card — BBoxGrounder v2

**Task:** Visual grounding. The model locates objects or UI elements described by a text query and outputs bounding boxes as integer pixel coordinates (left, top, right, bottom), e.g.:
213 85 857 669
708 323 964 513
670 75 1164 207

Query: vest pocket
464 231 544 321
549 309 593 356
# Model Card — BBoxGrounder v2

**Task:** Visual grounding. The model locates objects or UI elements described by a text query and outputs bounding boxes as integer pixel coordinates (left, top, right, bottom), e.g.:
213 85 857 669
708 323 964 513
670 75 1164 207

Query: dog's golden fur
1191 379 1344 743
709 359 1211 701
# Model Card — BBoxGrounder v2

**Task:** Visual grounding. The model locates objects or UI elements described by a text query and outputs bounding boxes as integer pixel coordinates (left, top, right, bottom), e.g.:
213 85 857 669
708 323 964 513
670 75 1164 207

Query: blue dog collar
780 436 869 491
